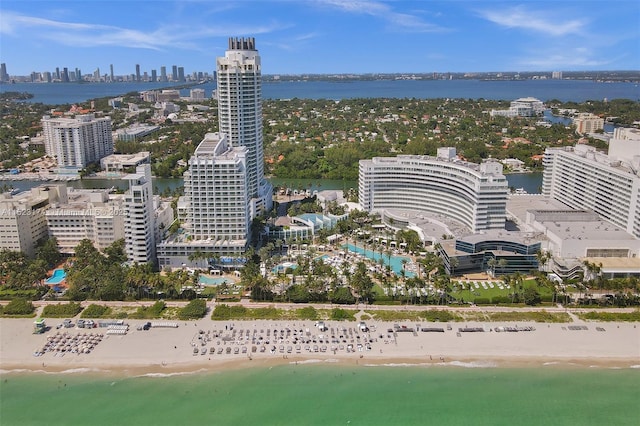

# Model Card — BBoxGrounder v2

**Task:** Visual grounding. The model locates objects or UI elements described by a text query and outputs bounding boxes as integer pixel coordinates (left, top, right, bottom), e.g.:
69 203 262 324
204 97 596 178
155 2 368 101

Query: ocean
1 364 639 426
1 79 639 105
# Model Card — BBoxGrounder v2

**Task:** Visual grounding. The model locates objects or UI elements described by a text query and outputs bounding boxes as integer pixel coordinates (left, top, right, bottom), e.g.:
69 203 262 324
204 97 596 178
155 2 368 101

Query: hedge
178 299 207 320
1 298 35 316
80 304 112 318
42 302 83 318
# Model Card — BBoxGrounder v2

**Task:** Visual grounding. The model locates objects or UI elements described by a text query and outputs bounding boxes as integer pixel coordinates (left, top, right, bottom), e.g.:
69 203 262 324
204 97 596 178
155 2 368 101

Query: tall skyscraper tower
135 64 141 82
0 63 8 82
160 66 167 82
110 64 114 82
216 37 272 215
172 65 178 81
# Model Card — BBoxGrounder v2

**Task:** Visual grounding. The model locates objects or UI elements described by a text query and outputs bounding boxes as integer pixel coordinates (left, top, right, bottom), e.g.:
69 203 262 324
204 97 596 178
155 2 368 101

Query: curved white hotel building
359 148 509 233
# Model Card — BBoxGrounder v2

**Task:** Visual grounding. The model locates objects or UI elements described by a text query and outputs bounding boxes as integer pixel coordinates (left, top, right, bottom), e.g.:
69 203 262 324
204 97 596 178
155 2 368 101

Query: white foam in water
138 368 208 378
444 360 497 368
630 365 640 369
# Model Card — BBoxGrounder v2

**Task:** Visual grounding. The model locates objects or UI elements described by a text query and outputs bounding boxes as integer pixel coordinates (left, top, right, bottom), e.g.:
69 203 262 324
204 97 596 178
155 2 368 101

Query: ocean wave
364 363 431 368
289 359 340 365
136 368 208 378
0 367 110 375
630 365 640 369
443 360 497 368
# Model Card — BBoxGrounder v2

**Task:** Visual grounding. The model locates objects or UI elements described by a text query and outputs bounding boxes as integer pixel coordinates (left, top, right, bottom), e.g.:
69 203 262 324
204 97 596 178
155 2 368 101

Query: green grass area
450 279 552 304
458 310 571 323
576 310 640 322
365 309 463 322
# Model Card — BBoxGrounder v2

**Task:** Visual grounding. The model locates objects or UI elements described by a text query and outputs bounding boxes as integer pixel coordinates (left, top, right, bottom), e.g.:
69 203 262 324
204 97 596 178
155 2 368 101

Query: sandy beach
1 313 639 375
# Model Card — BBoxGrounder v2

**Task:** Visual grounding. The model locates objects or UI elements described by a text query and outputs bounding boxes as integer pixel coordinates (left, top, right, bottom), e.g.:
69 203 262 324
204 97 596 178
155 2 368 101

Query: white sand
2 315 639 374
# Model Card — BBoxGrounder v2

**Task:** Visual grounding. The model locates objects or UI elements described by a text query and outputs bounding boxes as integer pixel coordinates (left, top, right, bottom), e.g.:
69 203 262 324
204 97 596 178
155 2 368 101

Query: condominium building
157 133 250 267
41 114 114 169
572 113 604 134
124 164 156 264
542 139 640 238
45 189 126 254
216 37 272 216
0 186 65 256
359 147 509 233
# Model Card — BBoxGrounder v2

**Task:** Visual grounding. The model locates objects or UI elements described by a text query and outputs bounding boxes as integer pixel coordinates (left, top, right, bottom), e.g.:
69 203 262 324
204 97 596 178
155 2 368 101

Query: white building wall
543 145 640 238
359 153 508 232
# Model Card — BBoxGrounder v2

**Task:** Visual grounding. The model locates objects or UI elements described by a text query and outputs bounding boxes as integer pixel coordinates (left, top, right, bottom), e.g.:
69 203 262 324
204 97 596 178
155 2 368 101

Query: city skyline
1 1 639 76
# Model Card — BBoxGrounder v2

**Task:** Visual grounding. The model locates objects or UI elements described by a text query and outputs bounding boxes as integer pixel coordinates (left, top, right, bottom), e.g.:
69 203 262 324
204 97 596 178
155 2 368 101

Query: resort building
157 133 251 268
490 97 545 117
359 147 509 233
507 195 640 280
216 37 273 215
0 186 65 257
542 140 640 239
572 113 604 134
437 232 542 277
45 189 126 255
41 114 114 169
124 164 157 264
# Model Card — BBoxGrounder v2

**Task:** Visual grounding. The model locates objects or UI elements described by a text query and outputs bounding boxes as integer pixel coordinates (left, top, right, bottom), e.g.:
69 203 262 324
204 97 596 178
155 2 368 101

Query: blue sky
1 0 638 76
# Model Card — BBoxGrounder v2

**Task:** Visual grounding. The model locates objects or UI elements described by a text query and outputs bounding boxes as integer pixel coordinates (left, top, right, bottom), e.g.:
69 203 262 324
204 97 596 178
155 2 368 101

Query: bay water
2 79 638 105
1 364 639 426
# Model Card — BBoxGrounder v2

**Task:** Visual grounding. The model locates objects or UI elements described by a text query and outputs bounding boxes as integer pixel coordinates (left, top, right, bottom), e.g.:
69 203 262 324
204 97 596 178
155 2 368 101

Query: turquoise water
198 276 230 286
45 269 66 285
1 365 638 426
343 243 415 278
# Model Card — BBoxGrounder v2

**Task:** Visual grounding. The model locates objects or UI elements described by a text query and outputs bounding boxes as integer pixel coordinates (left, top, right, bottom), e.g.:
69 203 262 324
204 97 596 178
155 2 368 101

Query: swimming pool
45 269 66 284
198 276 231 286
342 244 415 278
272 262 297 274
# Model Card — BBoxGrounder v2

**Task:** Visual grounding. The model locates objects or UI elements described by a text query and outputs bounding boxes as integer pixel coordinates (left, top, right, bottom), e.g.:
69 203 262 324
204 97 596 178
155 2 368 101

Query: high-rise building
216 37 272 215
0 63 8 82
359 147 508 232
160 66 167 82
124 164 156 264
157 133 250 267
41 114 114 169
178 67 185 82
543 135 640 238
151 69 157 82
110 64 114 82
135 64 141 82
172 65 178 81
573 113 604 135
62 68 69 82
0 186 65 257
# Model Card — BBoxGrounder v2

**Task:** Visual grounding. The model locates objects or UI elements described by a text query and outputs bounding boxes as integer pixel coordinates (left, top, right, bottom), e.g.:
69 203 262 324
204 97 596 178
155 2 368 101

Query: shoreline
2 317 638 376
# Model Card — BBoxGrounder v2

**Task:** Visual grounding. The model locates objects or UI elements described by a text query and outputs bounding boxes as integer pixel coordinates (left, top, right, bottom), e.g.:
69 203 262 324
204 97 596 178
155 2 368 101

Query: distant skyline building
216 36 272 216
151 69 157 82
178 66 185 82
41 114 114 169
110 64 114 82
160 66 167 82
135 64 141 82
1 63 9 82
172 65 178 81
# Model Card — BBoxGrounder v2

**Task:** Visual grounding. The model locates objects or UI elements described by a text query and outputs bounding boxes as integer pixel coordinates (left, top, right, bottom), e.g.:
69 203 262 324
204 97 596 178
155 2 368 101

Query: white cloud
317 0 446 32
0 10 283 51
478 5 587 36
